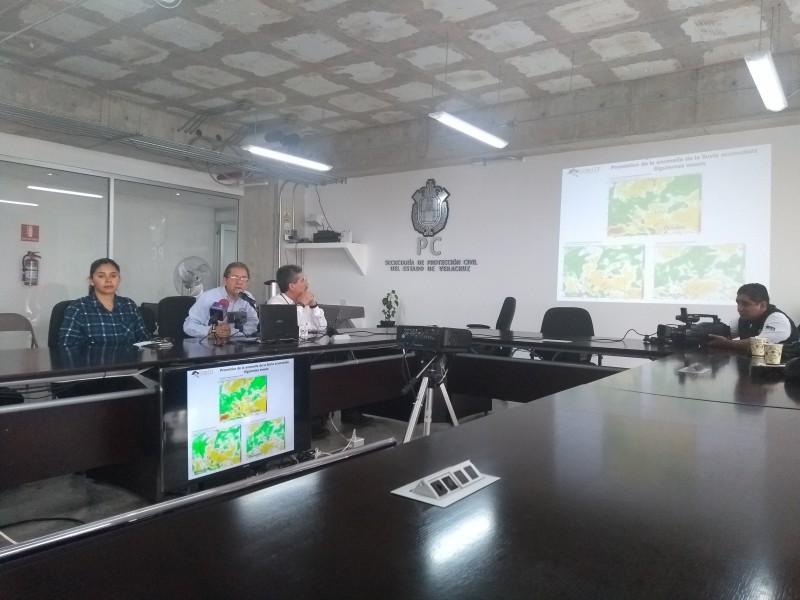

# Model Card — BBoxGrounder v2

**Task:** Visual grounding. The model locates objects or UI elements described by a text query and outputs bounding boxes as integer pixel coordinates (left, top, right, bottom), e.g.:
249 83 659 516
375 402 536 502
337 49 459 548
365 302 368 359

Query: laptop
258 304 299 342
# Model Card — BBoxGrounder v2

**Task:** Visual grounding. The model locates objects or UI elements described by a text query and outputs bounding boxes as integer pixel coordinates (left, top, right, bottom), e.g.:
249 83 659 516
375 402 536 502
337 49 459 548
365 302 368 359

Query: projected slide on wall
558 145 770 304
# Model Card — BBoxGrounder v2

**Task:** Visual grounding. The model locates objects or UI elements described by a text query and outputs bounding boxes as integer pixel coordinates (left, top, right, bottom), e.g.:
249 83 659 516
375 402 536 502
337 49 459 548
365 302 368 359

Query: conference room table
596 350 800 410
1 355 799 598
0 331 404 494
469 329 672 360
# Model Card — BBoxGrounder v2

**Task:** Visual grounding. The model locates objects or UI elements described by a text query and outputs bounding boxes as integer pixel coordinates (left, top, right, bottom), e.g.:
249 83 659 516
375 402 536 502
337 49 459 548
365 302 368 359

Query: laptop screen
259 304 299 342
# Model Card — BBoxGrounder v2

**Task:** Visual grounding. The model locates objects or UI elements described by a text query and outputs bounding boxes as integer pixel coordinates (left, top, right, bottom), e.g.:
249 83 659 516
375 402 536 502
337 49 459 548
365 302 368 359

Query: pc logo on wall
412 179 449 255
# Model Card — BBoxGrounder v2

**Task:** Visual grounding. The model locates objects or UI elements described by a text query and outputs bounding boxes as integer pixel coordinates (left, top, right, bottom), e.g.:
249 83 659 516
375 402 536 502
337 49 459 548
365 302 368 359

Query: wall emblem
411 179 449 237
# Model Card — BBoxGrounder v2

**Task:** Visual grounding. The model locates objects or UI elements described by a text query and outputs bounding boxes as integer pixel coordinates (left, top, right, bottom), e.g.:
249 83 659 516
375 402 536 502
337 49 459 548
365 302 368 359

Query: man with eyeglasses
183 262 259 339
268 264 373 438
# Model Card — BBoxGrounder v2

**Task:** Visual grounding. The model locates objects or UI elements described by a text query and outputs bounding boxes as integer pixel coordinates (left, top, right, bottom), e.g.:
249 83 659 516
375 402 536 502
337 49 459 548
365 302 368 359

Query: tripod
403 353 458 443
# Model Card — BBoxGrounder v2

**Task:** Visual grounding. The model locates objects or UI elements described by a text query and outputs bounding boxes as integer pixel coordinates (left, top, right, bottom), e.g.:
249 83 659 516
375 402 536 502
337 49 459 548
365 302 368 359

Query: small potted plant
380 290 399 327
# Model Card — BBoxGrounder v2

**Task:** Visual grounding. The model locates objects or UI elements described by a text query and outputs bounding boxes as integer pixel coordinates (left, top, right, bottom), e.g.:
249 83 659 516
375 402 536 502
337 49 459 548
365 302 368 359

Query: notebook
258 304 300 343
258 304 299 342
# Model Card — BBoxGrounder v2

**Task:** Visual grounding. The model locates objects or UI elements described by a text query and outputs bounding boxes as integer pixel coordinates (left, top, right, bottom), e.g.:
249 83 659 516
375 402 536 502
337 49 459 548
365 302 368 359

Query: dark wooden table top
597 350 800 410
2 384 799 599
469 329 671 359
0 329 398 384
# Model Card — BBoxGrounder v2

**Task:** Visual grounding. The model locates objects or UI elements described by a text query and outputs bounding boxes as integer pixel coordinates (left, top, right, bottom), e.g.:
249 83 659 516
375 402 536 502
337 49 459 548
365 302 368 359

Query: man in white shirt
267 264 371 438
266 264 327 335
708 283 798 351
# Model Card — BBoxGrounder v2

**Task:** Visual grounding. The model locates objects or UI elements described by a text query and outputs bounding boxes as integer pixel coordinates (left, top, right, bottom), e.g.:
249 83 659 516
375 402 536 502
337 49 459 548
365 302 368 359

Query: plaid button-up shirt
58 294 151 346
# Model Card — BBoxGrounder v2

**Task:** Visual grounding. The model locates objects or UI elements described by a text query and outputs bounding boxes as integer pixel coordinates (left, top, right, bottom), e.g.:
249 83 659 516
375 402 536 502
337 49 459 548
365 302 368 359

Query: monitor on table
160 354 311 494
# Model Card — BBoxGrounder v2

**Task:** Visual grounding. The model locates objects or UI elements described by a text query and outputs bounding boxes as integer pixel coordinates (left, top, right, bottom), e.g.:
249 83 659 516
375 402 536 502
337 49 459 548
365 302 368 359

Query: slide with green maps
608 174 701 236
246 417 286 459
653 244 744 301
558 145 770 303
562 245 644 299
219 375 267 421
191 425 242 475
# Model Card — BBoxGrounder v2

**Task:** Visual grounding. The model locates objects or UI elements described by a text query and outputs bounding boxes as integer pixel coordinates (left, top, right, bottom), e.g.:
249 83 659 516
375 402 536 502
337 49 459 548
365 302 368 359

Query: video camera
656 308 731 348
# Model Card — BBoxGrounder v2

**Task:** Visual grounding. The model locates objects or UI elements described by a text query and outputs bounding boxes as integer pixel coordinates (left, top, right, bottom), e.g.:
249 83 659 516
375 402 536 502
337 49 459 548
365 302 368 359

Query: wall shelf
294 242 367 275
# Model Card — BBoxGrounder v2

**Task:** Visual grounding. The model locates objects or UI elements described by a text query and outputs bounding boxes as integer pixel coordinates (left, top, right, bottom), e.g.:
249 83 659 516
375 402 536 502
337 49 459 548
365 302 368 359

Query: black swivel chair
48 300 74 348
468 296 516 357
139 302 158 335
157 296 196 340
535 306 597 364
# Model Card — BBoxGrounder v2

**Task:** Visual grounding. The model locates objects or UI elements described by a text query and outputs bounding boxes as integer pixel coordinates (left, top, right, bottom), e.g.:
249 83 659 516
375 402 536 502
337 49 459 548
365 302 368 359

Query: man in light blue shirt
183 262 258 339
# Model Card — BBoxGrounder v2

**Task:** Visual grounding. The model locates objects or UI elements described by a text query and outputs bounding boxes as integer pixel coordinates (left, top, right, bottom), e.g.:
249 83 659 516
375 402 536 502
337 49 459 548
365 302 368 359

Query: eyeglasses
227 275 249 282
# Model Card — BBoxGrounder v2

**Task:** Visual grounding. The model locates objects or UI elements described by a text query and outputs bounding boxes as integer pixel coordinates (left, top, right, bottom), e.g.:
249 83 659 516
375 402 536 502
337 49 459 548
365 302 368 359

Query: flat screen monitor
160 354 311 494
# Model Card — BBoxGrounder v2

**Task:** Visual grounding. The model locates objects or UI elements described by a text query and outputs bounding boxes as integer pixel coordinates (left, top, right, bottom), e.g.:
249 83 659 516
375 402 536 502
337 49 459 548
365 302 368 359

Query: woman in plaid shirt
57 258 151 346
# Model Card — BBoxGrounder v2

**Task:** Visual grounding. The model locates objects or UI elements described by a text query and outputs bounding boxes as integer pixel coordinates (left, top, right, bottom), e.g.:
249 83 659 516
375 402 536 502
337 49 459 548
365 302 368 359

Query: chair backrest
538 307 595 362
48 300 74 348
0 312 38 348
157 296 196 340
540 307 594 338
140 302 158 335
494 297 516 331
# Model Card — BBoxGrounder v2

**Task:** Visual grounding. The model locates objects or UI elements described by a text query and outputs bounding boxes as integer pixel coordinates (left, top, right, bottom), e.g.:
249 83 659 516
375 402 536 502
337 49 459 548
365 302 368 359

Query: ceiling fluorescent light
744 50 788 112
27 185 103 198
242 145 332 172
0 199 38 206
428 111 508 149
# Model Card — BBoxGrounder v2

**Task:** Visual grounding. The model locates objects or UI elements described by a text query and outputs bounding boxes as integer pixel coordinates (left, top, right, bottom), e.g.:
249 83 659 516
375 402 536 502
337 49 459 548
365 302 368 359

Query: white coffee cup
750 336 767 357
764 343 783 365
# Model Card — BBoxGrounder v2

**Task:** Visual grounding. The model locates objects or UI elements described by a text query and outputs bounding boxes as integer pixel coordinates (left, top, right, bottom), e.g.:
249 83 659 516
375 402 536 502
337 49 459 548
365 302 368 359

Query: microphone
209 301 224 326
219 298 230 319
238 291 257 310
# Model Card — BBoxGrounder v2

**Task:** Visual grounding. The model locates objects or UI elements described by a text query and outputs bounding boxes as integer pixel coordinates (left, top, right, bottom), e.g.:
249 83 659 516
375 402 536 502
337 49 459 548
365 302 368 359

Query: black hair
88 258 120 296
276 264 303 293
223 262 250 278
737 283 770 304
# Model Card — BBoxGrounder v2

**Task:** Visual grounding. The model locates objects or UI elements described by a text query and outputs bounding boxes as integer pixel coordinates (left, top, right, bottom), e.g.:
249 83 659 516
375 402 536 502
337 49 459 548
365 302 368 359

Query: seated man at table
708 283 799 351
268 264 372 438
183 262 259 339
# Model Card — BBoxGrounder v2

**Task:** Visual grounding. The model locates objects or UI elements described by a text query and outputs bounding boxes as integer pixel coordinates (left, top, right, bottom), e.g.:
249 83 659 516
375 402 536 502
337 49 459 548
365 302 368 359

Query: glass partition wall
0 158 238 349
113 180 239 307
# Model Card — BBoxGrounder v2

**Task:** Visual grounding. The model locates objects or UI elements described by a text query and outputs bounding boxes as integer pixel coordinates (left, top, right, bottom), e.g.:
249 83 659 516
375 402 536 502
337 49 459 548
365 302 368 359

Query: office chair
0 312 38 348
534 306 597 364
47 300 74 348
139 302 158 335
468 296 516 357
157 296 196 340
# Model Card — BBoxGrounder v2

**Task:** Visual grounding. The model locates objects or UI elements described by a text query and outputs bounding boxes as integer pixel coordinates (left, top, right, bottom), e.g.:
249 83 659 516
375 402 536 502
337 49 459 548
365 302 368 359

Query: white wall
298 124 800 339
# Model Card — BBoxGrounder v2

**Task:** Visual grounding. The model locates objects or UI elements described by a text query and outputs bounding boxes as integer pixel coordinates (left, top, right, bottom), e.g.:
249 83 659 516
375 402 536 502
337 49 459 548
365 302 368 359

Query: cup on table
749 336 767 357
764 343 783 365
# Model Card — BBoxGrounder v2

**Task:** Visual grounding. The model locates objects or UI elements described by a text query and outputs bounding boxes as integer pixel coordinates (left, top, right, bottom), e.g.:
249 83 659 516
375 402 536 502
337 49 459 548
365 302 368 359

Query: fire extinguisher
22 251 40 286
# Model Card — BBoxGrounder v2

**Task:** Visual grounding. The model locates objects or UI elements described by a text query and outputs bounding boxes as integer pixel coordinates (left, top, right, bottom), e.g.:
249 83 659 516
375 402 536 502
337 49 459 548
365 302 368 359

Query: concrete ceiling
1 0 800 181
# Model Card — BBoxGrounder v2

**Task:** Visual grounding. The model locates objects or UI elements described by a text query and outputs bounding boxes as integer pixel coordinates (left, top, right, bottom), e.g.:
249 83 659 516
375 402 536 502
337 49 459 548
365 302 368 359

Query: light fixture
428 111 508 149
27 185 103 198
0 199 38 206
242 145 332 172
744 50 788 112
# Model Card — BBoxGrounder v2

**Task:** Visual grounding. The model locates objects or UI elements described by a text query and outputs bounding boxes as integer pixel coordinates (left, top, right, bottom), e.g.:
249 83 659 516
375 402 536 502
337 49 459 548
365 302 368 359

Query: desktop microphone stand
402 353 459 443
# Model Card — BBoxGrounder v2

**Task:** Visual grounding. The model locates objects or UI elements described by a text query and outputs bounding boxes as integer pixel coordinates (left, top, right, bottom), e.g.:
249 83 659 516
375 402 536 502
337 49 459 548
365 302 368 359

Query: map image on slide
562 245 644 299
608 174 701 236
653 243 745 301
245 417 286 459
219 375 267 421
191 425 242 475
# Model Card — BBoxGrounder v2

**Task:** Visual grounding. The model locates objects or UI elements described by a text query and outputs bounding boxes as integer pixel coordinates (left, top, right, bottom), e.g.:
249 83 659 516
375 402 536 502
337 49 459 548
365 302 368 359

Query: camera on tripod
656 307 731 347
